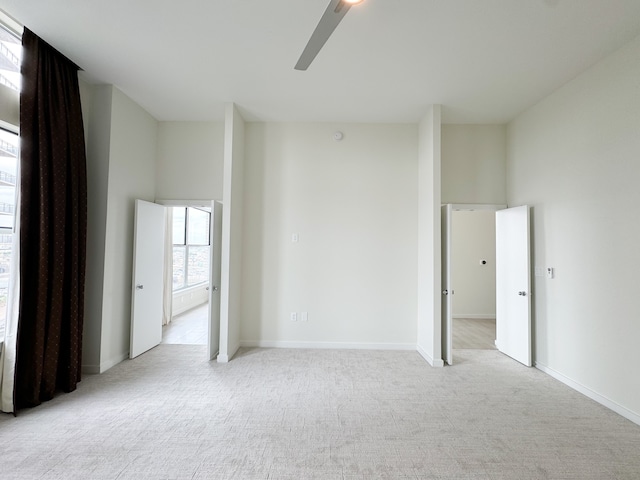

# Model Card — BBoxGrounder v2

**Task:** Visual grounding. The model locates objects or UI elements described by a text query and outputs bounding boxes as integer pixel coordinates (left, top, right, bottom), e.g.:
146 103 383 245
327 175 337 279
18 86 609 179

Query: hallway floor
161 303 208 345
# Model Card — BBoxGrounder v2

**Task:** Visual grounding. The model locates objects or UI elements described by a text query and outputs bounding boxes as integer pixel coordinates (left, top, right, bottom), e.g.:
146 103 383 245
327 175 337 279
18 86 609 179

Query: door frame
156 199 220 359
441 203 506 364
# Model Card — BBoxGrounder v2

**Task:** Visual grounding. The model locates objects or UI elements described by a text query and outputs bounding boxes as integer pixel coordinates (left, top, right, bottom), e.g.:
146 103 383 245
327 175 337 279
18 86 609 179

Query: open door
441 204 453 365
208 201 223 360
496 205 532 366
130 200 166 359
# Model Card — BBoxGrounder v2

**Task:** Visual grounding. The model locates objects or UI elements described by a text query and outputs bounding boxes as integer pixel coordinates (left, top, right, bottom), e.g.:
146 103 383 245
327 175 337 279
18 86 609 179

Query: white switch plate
290 312 297 322
301 312 308 322
547 267 554 279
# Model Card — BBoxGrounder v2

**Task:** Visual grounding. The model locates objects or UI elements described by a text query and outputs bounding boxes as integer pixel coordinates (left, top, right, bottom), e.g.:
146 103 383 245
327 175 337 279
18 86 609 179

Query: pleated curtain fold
14 27 87 409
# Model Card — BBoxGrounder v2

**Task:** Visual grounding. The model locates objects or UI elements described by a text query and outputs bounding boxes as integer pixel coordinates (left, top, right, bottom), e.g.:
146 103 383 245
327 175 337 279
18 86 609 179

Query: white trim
240 340 417 351
155 199 219 208
417 345 445 367
82 351 129 374
444 203 507 212
81 364 101 375
452 314 496 320
0 10 23 38
100 352 130 373
536 361 640 427
217 342 240 363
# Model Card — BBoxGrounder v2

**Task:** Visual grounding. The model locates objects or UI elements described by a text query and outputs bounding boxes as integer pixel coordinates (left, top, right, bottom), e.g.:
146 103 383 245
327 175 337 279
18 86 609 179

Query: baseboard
100 352 129 374
217 342 240 363
452 314 495 320
240 340 416 351
535 361 640 427
81 364 100 374
417 345 444 367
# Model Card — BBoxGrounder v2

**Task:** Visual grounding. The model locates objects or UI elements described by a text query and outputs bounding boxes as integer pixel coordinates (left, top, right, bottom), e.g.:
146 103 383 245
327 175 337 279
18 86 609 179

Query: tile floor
161 303 208 345
452 317 496 350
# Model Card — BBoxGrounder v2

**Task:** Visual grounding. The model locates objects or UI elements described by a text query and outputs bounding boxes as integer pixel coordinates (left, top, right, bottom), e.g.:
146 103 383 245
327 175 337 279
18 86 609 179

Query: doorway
162 205 211 346
154 199 222 360
442 204 505 364
451 209 497 350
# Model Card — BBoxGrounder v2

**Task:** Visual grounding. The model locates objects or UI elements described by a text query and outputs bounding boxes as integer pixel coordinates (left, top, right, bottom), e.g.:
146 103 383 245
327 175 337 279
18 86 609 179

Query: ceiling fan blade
295 0 352 71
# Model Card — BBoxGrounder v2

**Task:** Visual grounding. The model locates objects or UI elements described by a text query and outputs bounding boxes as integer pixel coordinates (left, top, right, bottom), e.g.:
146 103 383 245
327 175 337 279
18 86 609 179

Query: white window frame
172 206 211 292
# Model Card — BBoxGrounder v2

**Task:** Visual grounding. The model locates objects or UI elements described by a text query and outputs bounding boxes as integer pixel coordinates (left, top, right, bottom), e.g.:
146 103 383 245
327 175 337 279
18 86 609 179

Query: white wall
156 122 224 201
241 122 418 349
417 106 443 365
219 103 245 362
507 34 640 422
451 210 496 318
98 87 158 372
441 125 506 205
172 285 209 317
81 84 111 372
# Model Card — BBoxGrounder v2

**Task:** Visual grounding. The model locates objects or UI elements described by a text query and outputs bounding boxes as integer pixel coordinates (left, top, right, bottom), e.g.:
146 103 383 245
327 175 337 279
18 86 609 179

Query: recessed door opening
442 203 532 367
162 206 211 346
131 199 222 361
442 204 505 365
450 209 497 352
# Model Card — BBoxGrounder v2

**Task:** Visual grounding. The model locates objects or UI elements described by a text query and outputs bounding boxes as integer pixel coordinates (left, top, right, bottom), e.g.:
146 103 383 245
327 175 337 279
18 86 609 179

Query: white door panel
208 201 223 360
441 204 453 366
496 205 532 366
130 200 165 359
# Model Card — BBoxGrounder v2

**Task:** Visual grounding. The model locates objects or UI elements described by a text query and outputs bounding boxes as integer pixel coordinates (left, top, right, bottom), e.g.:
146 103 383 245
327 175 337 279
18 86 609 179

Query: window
0 128 17 339
172 207 210 291
0 24 21 92
0 21 20 344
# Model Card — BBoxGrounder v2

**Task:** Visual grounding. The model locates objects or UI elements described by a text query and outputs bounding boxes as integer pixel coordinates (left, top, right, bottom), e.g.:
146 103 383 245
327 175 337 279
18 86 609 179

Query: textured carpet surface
1 346 639 479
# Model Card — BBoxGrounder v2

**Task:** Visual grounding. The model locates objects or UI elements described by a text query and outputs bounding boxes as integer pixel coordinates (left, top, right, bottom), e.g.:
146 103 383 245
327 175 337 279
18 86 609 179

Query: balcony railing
0 203 14 215
0 139 17 158
0 170 15 185
0 73 18 91
0 42 19 68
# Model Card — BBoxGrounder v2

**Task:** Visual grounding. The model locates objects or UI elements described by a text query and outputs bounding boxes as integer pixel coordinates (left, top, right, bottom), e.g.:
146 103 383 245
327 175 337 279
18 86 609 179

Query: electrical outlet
290 312 297 322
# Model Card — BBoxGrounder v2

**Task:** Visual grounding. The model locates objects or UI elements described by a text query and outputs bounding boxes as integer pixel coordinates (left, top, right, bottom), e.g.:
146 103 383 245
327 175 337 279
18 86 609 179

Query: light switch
535 267 544 277
301 312 308 322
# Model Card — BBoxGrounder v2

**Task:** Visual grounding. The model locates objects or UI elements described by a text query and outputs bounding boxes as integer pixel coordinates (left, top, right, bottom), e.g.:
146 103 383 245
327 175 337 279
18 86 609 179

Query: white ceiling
2 0 640 124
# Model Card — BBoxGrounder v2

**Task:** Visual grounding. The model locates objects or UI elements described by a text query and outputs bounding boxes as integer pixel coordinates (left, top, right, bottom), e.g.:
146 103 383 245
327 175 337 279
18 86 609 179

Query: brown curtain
14 28 87 409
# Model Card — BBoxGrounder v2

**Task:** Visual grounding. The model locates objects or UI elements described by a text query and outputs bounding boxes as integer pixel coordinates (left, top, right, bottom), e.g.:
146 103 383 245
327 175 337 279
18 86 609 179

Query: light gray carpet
1 346 639 479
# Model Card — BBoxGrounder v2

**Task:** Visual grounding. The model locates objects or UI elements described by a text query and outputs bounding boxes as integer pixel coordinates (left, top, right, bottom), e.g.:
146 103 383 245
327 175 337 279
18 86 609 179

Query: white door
130 200 166 359
441 204 453 365
208 201 223 360
496 205 532 366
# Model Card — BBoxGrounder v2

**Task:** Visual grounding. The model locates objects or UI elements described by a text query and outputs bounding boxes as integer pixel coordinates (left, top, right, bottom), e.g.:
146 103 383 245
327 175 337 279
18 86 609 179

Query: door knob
212 286 219 292
442 290 448 295
518 291 527 296
136 284 144 290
